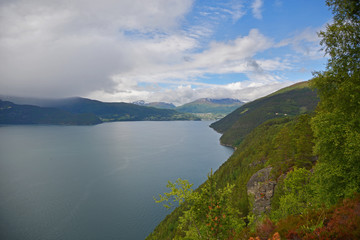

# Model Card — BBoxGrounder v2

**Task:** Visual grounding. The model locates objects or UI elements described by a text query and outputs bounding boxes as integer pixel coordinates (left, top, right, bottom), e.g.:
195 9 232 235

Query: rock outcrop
247 167 276 215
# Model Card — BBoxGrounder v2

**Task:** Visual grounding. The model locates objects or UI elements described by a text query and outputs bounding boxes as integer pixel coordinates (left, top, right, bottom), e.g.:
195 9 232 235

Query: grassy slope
210 81 318 147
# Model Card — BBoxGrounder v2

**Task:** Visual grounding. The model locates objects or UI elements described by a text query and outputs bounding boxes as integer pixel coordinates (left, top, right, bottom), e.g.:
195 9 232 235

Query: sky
0 0 333 105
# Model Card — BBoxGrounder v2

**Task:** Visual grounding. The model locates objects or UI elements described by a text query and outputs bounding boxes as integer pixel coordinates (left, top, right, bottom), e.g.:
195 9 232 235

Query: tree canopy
311 0 360 205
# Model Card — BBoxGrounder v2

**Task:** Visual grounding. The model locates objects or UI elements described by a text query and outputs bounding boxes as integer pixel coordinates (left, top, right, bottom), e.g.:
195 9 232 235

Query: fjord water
0 121 233 240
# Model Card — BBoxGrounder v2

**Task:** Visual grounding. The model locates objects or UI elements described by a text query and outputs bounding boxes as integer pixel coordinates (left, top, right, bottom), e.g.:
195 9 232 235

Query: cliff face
247 167 276 215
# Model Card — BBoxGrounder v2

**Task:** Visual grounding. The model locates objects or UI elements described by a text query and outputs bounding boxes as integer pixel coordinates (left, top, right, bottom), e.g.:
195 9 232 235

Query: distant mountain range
210 81 319 146
0 100 102 125
132 100 176 109
0 95 249 125
175 98 244 114
0 97 200 125
133 98 245 120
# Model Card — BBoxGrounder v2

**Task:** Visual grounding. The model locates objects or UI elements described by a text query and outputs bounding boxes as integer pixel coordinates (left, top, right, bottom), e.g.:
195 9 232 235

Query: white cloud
191 29 271 68
86 28 292 105
0 0 194 98
87 81 293 106
0 0 320 106
276 27 323 59
227 1 246 22
251 0 263 19
104 29 288 93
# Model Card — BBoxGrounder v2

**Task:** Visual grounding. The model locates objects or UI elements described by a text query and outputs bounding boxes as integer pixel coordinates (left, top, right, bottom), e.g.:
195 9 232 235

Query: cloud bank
0 0 325 105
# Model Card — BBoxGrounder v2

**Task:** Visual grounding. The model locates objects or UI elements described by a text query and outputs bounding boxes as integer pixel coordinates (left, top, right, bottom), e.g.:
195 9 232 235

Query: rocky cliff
247 167 276 215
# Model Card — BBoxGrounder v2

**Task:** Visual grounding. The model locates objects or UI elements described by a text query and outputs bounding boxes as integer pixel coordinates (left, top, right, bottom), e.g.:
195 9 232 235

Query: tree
293 115 315 169
155 171 245 239
310 0 360 205
271 168 312 220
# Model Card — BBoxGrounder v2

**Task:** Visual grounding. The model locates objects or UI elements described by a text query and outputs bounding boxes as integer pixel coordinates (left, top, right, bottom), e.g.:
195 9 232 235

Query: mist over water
0 121 233 239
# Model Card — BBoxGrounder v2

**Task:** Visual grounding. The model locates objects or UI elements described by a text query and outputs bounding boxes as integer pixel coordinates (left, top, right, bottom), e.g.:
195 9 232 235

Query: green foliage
153 171 245 239
310 0 360 206
268 115 315 177
265 2 360 237
212 114 315 223
271 168 312 220
154 179 194 209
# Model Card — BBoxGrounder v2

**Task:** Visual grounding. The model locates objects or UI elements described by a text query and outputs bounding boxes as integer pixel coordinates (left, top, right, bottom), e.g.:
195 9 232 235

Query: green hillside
147 115 318 239
210 81 319 147
176 98 244 114
148 2 360 239
0 100 101 125
147 82 320 239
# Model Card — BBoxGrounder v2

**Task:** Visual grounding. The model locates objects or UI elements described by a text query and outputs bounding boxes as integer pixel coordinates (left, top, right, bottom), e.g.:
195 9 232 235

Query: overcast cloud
0 0 328 105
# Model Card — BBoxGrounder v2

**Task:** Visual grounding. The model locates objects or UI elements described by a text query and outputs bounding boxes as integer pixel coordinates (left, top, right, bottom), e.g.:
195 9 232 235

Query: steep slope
147 115 316 239
0 100 101 125
210 81 318 146
147 82 319 239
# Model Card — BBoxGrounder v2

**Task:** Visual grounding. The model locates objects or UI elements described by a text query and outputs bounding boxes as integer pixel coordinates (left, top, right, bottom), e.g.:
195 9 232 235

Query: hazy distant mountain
0 100 101 125
132 100 176 109
0 96 200 124
0 95 66 107
43 97 197 121
175 98 244 114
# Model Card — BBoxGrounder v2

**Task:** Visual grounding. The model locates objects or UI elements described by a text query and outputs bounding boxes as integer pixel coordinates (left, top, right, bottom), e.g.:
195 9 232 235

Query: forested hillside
0 100 101 125
147 108 318 240
210 82 318 147
148 1 360 239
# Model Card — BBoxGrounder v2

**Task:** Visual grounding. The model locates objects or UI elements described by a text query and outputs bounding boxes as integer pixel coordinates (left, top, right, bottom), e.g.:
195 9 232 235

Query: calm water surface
0 121 233 240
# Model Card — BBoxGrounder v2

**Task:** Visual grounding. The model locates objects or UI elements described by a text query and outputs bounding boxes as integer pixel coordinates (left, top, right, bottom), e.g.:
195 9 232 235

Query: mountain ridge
210 81 319 146
0 97 200 124
132 100 176 109
0 100 102 125
175 98 244 114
